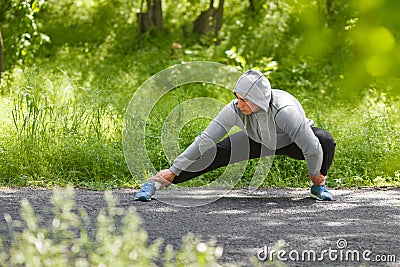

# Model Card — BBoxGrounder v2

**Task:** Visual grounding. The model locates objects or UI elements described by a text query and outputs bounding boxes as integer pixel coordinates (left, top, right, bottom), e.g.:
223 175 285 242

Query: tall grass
1 3 399 190
142 83 400 188
1 60 399 188
0 67 132 188
325 91 400 187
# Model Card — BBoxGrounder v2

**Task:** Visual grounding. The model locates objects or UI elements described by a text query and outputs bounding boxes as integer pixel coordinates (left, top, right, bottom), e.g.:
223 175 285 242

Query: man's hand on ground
148 169 175 190
156 169 176 182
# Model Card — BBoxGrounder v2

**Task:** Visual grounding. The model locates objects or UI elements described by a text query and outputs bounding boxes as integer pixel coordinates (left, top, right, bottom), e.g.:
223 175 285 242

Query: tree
137 0 164 34
193 0 224 36
0 31 4 77
0 0 10 76
0 0 11 23
0 0 49 68
248 0 263 14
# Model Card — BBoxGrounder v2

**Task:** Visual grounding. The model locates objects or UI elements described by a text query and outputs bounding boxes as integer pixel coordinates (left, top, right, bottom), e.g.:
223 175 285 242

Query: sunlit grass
1 0 400 189
1 56 399 189
0 64 132 189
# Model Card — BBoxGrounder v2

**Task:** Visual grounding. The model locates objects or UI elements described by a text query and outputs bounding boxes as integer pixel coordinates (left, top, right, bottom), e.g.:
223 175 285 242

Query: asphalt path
0 187 399 266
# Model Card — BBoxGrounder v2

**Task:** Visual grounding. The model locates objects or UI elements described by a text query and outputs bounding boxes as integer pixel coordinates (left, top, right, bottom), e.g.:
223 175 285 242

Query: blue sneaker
135 180 156 201
310 185 333 201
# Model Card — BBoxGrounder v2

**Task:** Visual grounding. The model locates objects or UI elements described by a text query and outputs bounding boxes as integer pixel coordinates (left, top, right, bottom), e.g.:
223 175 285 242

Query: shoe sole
134 196 151 202
310 193 332 201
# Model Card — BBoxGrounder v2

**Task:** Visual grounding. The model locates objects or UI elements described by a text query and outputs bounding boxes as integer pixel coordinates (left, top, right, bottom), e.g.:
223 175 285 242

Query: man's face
235 93 262 115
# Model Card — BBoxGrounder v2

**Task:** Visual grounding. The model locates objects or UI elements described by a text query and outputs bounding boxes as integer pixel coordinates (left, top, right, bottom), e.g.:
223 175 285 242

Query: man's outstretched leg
135 128 336 201
135 132 263 201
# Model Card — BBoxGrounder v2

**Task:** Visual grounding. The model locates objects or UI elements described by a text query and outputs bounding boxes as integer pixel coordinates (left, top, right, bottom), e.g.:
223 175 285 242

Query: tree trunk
137 12 151 34
214 0 224 33
326 0 333 23
137 0 164 34
248 0 255 13
153 0 163 28
193 0 224 36
193 7 216 35
0 31 4 77
248 0 262 13
326 0 339 28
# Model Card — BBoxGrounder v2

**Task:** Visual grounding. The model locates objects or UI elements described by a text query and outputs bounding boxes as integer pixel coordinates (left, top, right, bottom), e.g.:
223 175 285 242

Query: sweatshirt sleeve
275 106 323 177
169 102 239 176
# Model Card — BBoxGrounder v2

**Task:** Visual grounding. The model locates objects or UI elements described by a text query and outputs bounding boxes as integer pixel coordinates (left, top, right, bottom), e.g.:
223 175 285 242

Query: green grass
1 0 399 189
0 65 132 189
325 93 400 187
1 49 400 189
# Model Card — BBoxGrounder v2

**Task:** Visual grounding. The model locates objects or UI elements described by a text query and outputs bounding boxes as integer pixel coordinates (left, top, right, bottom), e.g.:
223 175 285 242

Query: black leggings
172 127 336 184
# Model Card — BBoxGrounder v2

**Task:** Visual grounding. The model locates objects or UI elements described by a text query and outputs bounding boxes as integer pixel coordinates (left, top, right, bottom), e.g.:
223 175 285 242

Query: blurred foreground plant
0 187 226 266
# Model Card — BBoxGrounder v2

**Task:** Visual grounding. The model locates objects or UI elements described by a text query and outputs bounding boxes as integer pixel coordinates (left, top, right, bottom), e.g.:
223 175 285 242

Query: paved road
1 187 399 266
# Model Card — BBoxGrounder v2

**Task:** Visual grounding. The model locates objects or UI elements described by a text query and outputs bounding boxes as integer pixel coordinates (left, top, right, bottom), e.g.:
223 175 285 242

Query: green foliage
0 0 399 188
2 0 50 67
325 91 400 187
41 0 137 50
0 68 131 188
0 187 226 266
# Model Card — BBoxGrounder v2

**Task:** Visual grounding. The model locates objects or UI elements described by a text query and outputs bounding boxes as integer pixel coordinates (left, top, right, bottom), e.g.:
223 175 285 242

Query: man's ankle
150 176 171 190
310 181 325 186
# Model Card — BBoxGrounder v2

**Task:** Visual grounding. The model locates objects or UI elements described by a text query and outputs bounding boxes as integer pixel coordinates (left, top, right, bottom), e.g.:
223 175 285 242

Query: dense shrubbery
0 0 399 188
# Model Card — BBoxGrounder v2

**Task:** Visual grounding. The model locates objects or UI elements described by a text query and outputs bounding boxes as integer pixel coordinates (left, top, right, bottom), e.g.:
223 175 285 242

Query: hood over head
233 70 271 112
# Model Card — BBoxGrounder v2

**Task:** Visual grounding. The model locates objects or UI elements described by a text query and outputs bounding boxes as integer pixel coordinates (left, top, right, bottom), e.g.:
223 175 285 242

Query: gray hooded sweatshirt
169 70 323 177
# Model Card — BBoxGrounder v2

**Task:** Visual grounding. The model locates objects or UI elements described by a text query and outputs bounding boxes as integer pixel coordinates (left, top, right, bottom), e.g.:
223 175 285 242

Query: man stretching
135 70 336 201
